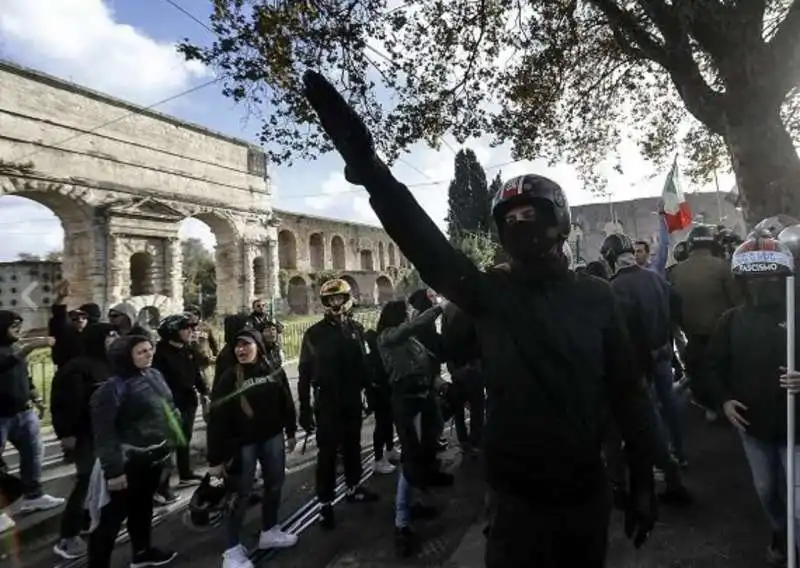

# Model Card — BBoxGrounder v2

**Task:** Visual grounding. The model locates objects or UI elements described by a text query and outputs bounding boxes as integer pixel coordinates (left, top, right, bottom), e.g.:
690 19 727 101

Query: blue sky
0 0 733 261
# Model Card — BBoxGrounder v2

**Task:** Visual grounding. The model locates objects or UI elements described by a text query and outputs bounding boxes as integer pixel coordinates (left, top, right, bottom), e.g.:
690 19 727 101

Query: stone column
266 238 280 302
165 237 183 312
241 239 258 312
106 233 126 309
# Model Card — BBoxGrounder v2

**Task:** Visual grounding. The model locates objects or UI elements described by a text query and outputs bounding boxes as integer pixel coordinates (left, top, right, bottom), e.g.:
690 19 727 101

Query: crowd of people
2 142 800 568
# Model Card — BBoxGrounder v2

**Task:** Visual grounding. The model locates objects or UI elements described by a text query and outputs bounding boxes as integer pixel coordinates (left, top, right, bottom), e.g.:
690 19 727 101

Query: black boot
319 503 335 530
395 526 416 558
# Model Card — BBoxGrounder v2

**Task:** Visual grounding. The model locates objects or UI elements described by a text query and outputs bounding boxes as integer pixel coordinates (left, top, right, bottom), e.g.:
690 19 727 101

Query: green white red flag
662 157 693 233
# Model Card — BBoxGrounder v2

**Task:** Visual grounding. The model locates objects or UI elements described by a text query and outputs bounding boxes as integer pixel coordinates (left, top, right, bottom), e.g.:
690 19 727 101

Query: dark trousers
175 402 197 477
451 368 485 447
315 410 362 503
88 462 163 568
485 488 611 567
60 437 94 539
684 334 713 409
372 391 394 460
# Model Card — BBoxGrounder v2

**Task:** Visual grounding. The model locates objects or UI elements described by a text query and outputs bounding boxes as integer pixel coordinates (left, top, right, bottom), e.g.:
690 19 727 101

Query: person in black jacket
0 311 63 516
152 314 209 500
215 315 253 385
88 335 179 568
207 328 298 568
297 278 378 530
48 280 96 368
107 302 151 339
51 323 117 560
302 73 660 567
364 328 398 474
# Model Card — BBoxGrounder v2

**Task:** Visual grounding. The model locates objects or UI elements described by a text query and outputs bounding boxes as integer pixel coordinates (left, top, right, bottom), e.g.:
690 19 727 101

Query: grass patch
27 309 382 426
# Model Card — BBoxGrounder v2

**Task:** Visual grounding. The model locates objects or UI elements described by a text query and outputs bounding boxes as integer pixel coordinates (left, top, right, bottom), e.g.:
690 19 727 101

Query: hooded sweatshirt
109 301 151 338
214 314 252 383
90 335 180 479
207 329 296 466
0 311 36 418
51 323 115 441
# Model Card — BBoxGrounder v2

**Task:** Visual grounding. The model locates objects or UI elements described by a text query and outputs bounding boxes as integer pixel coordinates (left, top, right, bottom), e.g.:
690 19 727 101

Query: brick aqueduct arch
0 61 408 320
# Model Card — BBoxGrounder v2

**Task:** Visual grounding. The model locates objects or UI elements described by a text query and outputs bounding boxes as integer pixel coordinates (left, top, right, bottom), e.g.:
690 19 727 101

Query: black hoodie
152 338 208 409
90 335 179 479
51 323 115 441
0 311 36 417
214 314 252 383
207 329 297 466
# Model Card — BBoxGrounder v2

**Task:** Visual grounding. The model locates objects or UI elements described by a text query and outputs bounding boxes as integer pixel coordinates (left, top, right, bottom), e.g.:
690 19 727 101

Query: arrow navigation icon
21 281 40 309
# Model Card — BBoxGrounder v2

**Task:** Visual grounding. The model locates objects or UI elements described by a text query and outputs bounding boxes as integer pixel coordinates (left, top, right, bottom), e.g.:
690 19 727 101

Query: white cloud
0 197 63 261
178 219 216 252
0 0 209 105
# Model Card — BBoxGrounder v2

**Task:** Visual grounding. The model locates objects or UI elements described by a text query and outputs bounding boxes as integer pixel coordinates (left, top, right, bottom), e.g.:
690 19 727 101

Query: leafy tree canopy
182 238 217 315
180 1 800 220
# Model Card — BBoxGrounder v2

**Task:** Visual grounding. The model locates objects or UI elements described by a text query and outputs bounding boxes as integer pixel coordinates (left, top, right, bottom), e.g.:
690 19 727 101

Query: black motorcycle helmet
600 233 635 270
673 241 689 263
187 473 233 529
490 174 571 260
716 227 743 260
157 313 193 341
686 224 721 255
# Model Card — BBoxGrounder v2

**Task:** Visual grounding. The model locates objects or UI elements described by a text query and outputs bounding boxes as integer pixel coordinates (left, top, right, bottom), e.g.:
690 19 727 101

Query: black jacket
297 316 369 414
0 311 36 418
214 314 253 384
361 170 660 505
152 340 208 408
90 336 180 479
48 304 84 367
50 323 114 441
207 332 296 466
707 303 800 443
441 302 481 374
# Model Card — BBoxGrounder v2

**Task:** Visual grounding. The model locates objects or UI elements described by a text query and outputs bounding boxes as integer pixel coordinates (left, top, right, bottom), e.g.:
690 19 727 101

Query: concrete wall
0 261 63 331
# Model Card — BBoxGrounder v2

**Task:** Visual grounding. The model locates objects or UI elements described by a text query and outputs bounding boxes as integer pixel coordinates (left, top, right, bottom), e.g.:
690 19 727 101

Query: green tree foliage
180 1 800 221
455 233 498 270
182 238 217 316
446 148 492 240
45 250 63 262
487 173 503 242
16 252 40 261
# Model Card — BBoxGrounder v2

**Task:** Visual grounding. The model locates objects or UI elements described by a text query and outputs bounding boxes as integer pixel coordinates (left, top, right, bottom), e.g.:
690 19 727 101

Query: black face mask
747 279 785 308
502 220 559 265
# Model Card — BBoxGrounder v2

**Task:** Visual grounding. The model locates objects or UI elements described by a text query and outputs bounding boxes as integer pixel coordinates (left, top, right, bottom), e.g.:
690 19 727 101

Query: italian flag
662 157 693 233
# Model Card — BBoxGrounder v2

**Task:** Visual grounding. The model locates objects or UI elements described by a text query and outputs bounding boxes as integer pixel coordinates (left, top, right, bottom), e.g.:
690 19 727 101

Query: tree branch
768 0 800 95
589 0 724 132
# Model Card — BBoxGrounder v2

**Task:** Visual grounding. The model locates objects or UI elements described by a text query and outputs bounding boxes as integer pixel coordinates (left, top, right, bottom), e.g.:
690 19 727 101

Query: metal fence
27 309 382 425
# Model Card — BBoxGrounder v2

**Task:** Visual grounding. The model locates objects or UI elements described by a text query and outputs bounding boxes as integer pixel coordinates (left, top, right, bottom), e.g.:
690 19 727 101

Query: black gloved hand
302 70 388 186
624 474 657 549
298 405 315 434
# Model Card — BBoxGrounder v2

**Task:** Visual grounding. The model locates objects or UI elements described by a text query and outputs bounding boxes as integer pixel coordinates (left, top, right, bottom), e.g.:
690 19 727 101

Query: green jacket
377 306 443 397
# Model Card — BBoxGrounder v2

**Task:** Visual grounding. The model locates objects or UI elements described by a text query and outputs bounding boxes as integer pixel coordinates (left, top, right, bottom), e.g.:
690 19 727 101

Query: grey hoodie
109 301 151 339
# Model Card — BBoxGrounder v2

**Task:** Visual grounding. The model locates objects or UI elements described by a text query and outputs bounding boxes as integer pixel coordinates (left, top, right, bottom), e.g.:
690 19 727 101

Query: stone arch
287 275 310 315
278 230 297 269
181 210 240 316
0 177 96 305
376 275 394 304
331 235 346 270
360 249 374 271
252 256 267 297
129 251 155 296
309 232 325 270
341 275 360 304
378 242 386 271
388 243 396 267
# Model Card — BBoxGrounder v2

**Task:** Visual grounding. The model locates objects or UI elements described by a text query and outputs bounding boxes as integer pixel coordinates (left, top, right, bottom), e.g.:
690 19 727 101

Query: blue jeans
651 346 685 460
739 431 800 547
225 434 286 548
395 470 411 529
0 409 43 498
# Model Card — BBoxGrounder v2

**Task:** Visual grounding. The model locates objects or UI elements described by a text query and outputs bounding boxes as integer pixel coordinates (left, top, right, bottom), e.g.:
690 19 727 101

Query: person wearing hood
51 323 118 560
152 314 209 499
88 334 180 568
376 299 453 557
48 280 101 368
0 310 64 521
215 314 253 384
207 328 298 568
107 302 150 338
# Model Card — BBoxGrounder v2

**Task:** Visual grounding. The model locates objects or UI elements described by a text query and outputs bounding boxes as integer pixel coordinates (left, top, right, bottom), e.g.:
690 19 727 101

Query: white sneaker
19 494 65 513
0 513 15 534
222 545 253 568
258 527 298 549
374 458 396 475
